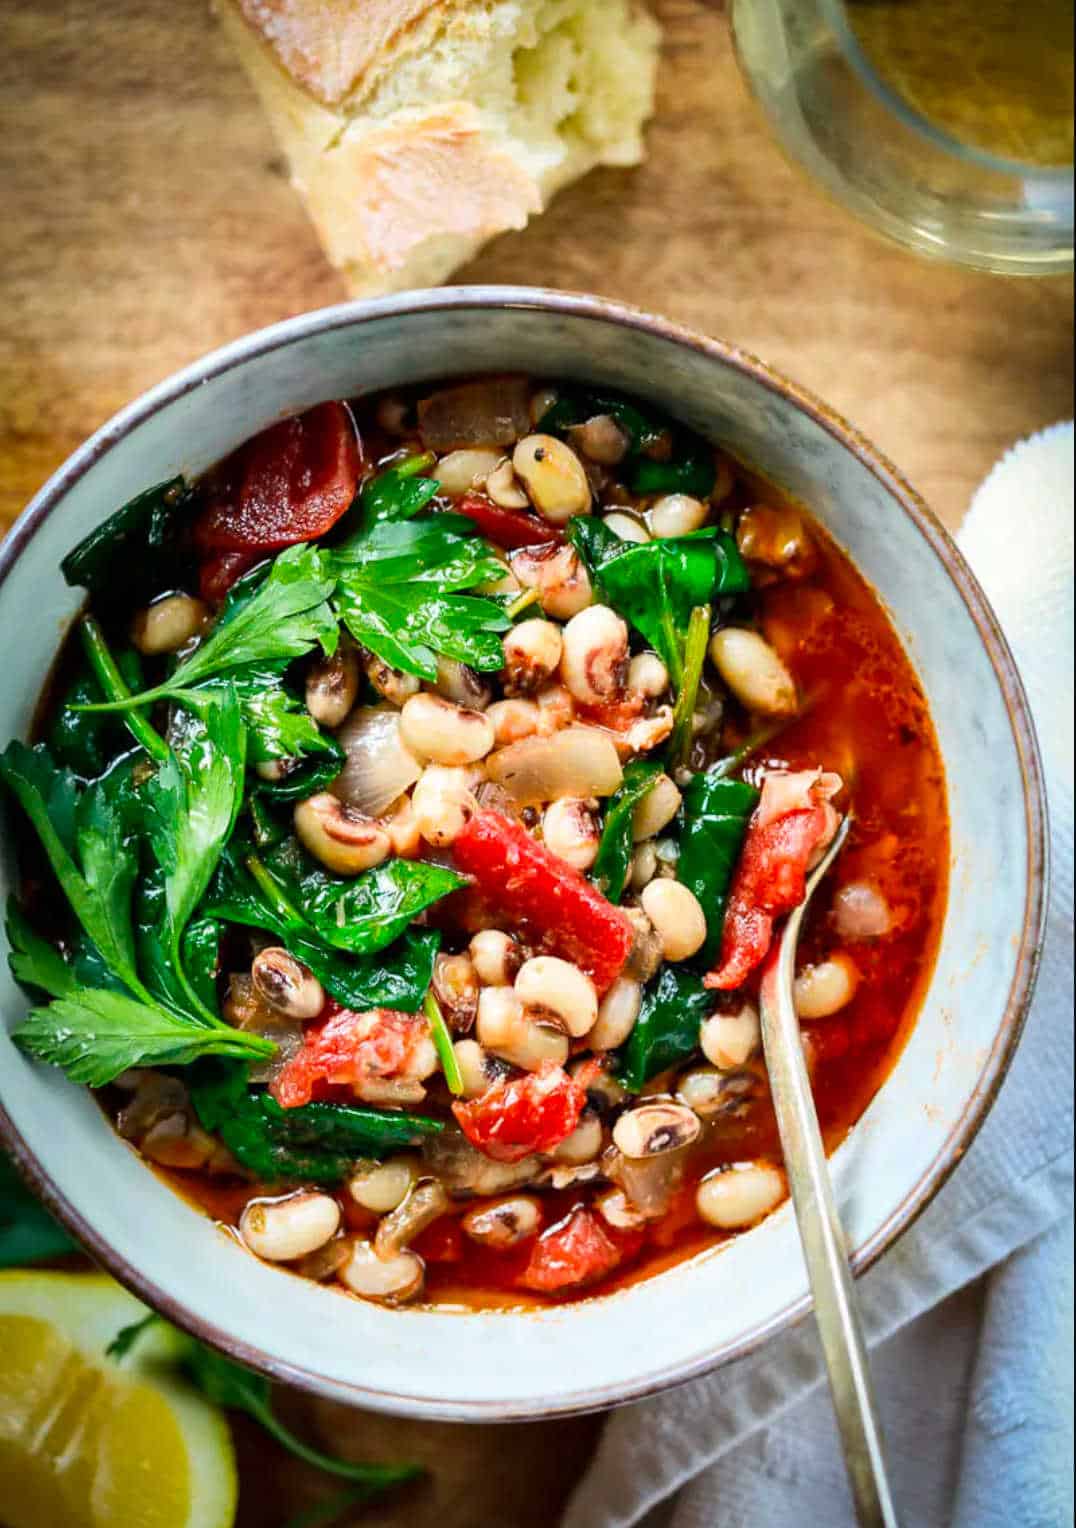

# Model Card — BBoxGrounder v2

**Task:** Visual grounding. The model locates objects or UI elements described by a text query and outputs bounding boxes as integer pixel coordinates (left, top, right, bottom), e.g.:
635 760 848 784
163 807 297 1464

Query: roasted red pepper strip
518 1208 623 1293
452 1063 586 1163
705 806 832 991
271 1003 422 1109
194 400 361 598
455 492 564 550
452 810 634 993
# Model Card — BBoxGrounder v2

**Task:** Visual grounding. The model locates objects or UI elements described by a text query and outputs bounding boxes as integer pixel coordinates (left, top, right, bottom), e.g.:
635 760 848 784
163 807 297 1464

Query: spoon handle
759 824 900 1528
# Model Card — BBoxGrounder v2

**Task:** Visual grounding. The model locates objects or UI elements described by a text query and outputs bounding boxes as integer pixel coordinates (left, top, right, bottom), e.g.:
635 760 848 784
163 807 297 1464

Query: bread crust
235 0 455 106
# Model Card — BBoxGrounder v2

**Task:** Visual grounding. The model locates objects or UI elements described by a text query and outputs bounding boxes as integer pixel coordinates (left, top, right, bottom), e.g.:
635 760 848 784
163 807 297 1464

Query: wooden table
1 2 1072 1523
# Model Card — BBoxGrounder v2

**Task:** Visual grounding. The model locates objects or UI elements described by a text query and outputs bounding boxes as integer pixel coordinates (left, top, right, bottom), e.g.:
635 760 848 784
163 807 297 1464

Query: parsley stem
506 586 542 620
667 604 710 771
423 990 464 1096
79 617 169 763
248 1399 422 1489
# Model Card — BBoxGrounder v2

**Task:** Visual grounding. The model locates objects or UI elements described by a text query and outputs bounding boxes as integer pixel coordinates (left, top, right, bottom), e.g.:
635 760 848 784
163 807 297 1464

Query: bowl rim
0 286 1048 1419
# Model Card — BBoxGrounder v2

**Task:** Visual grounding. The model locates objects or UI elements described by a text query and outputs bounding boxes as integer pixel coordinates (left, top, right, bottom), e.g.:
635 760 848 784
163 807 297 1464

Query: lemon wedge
0 1270 237 1528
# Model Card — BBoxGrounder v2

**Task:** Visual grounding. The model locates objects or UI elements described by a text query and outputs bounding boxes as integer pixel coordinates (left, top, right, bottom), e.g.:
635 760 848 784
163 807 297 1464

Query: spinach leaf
47 650 145 777
615 966 715 1092
666 604 711 770
332 516 508 680
677 773 758 962
189 1063 443 1182
107 1314 421 1497
61 478 194 601
205 845 444 1011
80 545 338 713
259 837 467 955
253 745 346 803
181 917 221 1014
591 761 663 903
538 388 716 497
13 986 274 1087
628 452 716 499
144 691 246 1019
0 1151 77 1267
538 387 669 455
568 520 749 685
359 455 439 527
0 742 149 1003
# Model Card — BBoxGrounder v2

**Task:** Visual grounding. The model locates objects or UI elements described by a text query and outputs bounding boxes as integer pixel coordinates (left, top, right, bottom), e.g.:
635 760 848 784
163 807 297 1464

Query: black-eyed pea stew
5 376 947 1307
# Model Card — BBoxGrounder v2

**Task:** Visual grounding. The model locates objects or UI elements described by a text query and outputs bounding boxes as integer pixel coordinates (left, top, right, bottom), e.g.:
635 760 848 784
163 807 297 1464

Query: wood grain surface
0 2 1072 1525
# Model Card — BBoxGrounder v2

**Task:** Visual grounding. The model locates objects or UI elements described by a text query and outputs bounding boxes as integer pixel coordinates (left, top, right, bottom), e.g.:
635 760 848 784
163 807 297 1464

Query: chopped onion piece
331 706 423 819
417 378 531 452
486 726 623 806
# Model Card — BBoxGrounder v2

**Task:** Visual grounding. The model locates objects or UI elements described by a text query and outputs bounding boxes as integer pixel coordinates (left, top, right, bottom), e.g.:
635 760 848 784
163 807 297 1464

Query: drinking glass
730 0 1075 274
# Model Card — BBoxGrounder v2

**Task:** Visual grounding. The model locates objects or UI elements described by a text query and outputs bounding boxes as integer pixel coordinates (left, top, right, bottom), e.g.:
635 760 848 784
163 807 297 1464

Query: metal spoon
758 815 900 1528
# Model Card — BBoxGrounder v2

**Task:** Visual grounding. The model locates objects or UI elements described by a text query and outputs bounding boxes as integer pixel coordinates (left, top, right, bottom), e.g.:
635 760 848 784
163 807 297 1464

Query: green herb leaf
189 1063 443 1183
591 761 663 903
423 990 464 1096
360 457 440 526
106 1312 160 1360
6 900 76 999
332 516 509 680
182 1339 422 1491
80 545 339 712
676 772 758 963
615 966 716 1092
61 478 194 602
13 987 274 1088
0 743 148 1003
46 650 145 777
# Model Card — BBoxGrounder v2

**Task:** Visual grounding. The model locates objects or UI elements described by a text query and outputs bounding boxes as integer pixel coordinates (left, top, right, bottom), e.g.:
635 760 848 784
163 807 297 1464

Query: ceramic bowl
0 289 1045 1420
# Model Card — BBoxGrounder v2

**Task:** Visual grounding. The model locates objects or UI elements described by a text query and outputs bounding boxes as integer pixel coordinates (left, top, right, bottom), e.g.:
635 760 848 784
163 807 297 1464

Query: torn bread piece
216 0 661 295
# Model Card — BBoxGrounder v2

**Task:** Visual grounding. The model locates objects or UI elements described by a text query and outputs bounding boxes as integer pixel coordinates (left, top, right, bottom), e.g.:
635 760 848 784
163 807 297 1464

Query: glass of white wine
731 0 1074 274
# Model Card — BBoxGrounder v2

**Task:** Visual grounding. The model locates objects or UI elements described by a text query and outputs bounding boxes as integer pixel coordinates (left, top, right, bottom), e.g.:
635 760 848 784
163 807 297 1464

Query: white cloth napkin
564 424 1075 1528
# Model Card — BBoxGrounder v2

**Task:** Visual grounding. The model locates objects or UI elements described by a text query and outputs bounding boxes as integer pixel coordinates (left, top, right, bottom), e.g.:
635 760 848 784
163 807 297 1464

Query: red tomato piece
454 493 564 550
518 1208 622 1294
194 401 361 597
451 1063 586 1164
705 806 831 991
271 1003 420 1109
452 810 634 993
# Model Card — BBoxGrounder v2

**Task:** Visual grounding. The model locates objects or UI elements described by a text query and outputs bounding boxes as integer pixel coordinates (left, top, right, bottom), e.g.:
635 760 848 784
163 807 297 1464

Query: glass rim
823 0 1075 181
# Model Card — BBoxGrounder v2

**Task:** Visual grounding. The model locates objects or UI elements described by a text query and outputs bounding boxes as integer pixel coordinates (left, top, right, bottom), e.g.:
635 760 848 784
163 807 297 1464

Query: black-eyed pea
433 657 492 711
432 951 479 1032
549 1112 603 1165
513 435 592 523
793 954 860 1019
140 1114 217 1170
640 880 707 962
382 794 422 858
487 698 540 746
560 604 629 705
588 976 643 1051
709 628 798 718
700 1004 761 1069
627 651 669 698
476 987 570 1071
695 1163 786 1229
411 765 479 846
453 1038 494 1099
676 1065 754 1118
632 773 682 842
363 654 421 707
337 1239 424 1303
630 842 659 892
595 1186 646 1232
347 1157 421 1215
649 494 709 538
833 882 893 939
502 619 563 695
486 458 530 509
571 415 630 466
462 1196 541 1249
612 1101 701 1159
514 956 598 1038
130 593 209 656
510 546 593 621
240 1192 341 1262
374 1180 450 1259
535 683 576 735
603 511 650 545
542 797 600 871
400 693 495 766
251 947 325 1021
305 644 361 728
434 448 502 495
294 794 391 876
468 929 521 987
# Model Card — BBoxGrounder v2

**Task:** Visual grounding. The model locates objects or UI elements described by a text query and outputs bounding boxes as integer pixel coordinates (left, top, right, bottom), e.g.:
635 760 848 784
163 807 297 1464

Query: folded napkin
564 424 1075 1528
